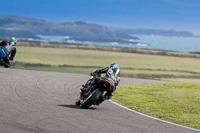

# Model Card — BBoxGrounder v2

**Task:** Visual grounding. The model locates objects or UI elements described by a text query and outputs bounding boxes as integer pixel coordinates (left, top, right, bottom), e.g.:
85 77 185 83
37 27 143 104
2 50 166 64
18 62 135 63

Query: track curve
0 68 199 133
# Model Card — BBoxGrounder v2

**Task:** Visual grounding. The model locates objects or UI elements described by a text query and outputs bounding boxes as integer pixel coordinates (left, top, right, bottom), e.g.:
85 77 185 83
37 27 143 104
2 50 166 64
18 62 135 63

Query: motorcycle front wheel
81 89 102 109
75 98 81 106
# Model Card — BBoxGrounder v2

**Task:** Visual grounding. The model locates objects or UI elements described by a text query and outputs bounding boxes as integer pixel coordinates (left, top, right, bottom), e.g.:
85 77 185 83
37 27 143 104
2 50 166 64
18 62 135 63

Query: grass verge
12 46 200 82
112 83 200 129
13 64 97 75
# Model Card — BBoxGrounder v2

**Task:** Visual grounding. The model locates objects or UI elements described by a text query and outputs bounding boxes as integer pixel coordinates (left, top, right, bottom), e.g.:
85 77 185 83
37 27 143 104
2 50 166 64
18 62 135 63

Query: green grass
112 83 200 129
13 63 197 78
16 46 200 73
13 65 96 75
14 46 200 82
121 69 197 76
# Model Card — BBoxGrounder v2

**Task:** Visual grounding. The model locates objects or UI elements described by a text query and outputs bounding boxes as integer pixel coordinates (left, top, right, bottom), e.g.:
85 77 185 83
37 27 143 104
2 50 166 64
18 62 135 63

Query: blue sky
0 0 200 34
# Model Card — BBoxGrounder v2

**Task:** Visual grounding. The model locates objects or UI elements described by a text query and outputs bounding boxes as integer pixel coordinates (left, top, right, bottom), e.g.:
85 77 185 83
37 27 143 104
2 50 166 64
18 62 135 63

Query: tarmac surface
0 68 199 133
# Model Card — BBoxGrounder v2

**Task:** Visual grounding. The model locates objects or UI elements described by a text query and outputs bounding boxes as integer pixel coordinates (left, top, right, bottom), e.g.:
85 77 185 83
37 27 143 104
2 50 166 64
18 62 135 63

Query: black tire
4 64 10 68
81 89 102 109
75 98 81 106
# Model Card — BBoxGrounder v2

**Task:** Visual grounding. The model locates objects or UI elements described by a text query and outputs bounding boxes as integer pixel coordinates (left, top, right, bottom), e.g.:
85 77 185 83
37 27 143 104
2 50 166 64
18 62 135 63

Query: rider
0 37 17 68
82 63 120 101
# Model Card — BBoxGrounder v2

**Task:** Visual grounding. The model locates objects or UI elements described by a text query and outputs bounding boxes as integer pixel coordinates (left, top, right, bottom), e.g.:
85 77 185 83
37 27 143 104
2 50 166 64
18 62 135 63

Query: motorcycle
0 60 10 68
0 48 9 68
0 61 6 66
75 73 112 109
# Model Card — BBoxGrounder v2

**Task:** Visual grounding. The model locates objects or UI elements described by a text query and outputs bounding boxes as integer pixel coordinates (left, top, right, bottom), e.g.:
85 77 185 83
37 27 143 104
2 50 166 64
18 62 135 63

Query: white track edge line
109 100 200 132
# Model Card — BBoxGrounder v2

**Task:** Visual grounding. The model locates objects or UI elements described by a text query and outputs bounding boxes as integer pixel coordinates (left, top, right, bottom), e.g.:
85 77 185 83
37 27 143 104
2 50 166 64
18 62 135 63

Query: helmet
109 63 120 73
109 63 119 70
9 37 17 45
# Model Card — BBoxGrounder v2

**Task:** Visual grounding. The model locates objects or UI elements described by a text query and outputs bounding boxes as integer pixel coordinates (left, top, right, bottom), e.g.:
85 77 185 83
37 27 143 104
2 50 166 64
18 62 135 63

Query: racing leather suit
94 67 120 99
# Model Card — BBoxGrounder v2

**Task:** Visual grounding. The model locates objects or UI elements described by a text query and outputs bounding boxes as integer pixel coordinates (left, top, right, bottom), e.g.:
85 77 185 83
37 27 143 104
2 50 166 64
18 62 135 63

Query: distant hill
0 15 138 44
0 15 197 45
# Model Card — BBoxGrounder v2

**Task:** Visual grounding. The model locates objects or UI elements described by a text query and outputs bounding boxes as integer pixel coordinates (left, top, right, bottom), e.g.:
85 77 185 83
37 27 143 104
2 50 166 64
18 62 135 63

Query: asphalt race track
0 68 199 133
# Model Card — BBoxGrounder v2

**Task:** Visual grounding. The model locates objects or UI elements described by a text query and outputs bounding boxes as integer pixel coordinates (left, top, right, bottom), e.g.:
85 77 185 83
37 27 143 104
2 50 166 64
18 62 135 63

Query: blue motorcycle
0 48 10 68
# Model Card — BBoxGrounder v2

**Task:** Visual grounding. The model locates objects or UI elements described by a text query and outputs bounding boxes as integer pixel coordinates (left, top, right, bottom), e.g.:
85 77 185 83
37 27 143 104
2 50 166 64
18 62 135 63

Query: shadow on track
58 104 96 110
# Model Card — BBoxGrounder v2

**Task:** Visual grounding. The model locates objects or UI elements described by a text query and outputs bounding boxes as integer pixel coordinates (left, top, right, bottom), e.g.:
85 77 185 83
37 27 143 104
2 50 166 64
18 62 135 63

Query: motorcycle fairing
97 79 112 92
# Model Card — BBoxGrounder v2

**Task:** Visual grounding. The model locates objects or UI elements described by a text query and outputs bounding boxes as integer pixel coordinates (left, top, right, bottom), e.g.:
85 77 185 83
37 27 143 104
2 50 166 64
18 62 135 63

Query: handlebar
90 72 97 76
90 72 103 79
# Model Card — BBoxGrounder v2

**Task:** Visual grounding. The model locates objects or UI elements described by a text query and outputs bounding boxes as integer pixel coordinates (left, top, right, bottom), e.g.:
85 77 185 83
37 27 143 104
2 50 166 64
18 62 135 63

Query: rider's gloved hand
90 72 94 76
95 70 100 73
90 71 97 76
